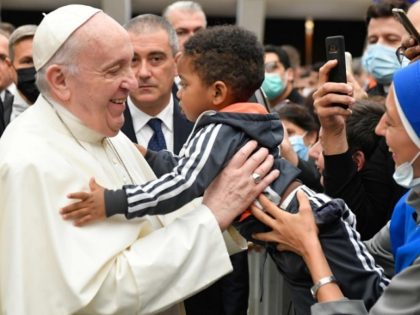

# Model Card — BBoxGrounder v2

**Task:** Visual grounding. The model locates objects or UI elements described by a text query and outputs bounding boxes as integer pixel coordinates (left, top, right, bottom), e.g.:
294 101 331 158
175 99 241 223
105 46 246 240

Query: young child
61 25 300 227
61 26 389 314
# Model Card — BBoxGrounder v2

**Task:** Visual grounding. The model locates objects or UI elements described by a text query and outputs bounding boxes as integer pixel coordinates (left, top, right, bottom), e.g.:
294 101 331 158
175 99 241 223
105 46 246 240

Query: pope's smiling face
65 13 137 137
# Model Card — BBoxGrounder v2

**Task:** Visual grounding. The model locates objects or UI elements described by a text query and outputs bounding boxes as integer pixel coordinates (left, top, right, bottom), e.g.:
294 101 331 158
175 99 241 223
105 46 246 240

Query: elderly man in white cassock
0 5 279 315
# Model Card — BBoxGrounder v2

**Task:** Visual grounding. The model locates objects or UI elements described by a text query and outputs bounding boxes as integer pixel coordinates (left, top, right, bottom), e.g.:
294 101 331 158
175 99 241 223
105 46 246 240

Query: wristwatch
310 275 337 300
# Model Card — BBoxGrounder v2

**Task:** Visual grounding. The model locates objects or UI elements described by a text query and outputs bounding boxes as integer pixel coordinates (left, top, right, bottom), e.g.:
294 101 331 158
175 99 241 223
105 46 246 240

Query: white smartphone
345 51 353 76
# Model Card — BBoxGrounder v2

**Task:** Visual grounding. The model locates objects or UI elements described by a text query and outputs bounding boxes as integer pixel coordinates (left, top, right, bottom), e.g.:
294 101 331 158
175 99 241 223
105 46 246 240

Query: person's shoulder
0 110 66 172
0 136 65 180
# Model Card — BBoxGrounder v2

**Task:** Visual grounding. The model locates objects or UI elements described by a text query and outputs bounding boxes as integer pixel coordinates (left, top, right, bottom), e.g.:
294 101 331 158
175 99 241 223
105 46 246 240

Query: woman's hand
250 190 318 257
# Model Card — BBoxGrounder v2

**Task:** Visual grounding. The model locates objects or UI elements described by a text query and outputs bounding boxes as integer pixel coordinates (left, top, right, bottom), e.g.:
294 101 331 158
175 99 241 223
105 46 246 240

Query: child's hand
135 144 147 156
60 177 106 227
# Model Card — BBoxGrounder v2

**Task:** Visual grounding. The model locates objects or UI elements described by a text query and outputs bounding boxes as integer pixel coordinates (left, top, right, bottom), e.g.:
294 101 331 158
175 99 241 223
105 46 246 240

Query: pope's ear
45 65 71 101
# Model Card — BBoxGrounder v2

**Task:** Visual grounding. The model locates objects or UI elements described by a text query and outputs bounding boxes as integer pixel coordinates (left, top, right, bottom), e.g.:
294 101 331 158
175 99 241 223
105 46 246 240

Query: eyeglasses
395 46 406 65
264 61 281 73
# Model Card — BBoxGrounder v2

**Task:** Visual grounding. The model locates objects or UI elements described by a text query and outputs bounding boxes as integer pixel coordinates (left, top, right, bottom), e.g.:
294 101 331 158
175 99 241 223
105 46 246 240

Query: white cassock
0 96 246 315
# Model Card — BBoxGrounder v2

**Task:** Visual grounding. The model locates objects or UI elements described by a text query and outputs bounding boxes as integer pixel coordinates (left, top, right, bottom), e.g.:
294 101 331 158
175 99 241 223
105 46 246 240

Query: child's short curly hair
183 25 264 102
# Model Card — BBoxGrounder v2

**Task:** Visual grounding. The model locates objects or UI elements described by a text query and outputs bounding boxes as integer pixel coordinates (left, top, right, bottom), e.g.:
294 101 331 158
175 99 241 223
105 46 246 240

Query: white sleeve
157 197 247 256
82 204 236 314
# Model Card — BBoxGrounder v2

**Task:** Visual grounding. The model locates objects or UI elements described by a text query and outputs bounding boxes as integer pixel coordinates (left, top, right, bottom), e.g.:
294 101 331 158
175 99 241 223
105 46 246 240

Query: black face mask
17 67 40 104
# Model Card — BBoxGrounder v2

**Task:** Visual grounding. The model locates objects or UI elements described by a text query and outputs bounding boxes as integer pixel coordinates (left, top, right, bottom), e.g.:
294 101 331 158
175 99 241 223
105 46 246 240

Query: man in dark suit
164 4 251 315
121 14 192 155
0 30 15 137
122 91 191 154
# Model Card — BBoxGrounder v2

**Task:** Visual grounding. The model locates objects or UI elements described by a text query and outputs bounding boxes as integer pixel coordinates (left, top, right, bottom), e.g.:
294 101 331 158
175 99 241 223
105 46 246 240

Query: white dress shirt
127 95 174 152
0 89 5 103
8 83 30 121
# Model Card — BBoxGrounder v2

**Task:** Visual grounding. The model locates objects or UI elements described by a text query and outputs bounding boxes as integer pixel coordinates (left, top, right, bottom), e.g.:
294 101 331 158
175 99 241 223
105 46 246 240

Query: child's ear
212 80 228 106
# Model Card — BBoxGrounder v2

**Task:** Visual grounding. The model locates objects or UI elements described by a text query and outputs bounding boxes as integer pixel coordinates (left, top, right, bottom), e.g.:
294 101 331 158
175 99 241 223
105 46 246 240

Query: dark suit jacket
121 97 193 155
0 89 14 137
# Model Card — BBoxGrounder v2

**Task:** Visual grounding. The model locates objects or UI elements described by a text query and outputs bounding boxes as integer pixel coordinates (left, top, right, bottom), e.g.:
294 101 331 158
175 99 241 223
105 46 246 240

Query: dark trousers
184 251 249 315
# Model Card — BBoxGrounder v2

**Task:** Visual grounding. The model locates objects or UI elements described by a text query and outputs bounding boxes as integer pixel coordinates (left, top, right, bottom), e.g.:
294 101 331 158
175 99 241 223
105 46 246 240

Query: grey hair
35 30 82 97
0 22 15 37
124 14 179 55
0 29 10 39
8 24 37 62
162 1 207 27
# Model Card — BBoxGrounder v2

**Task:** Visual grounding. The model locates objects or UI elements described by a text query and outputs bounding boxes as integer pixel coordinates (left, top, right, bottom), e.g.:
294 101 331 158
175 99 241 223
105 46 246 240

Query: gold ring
252 172 261 184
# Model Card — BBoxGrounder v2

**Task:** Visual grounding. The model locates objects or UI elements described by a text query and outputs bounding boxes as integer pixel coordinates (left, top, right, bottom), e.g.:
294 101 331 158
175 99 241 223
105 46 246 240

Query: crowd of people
1 0 420 314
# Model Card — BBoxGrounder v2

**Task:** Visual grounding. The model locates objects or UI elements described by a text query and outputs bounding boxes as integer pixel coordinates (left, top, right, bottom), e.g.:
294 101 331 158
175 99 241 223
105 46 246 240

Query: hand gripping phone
392 8 420 43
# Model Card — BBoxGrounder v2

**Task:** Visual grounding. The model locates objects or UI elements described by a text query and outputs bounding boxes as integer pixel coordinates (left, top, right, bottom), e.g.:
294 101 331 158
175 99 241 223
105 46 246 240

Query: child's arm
60 178 106 226
118 124 243 219
145 149 181 177
63 125 247 221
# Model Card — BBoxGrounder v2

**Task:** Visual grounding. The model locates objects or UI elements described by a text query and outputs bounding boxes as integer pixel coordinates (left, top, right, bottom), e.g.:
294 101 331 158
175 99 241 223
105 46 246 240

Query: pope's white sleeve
157 197 247 257
83 204 237 314
223 226 248 255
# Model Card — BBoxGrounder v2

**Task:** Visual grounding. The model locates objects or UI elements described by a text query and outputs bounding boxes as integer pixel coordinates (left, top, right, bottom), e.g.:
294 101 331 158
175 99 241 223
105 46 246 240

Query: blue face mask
261 73 286 101
362 43 402 85
289 133 309 161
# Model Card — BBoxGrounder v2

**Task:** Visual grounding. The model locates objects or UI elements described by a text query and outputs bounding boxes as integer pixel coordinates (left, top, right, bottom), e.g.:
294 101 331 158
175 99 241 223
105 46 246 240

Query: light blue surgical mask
289 133 309 161
261 73 286 101
361 43 402 85
393 151 420 188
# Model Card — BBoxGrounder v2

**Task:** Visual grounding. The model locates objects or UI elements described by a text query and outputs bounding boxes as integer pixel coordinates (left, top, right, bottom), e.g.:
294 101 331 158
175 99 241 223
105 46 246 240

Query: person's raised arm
313 60 355 156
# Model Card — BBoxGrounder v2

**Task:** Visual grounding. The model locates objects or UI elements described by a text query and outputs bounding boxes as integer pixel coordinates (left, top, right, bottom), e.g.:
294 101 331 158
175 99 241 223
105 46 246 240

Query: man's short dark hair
366 0 411 25
264 45 291 70
183 25 264 102
275 103 319 132
346 97 385 159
